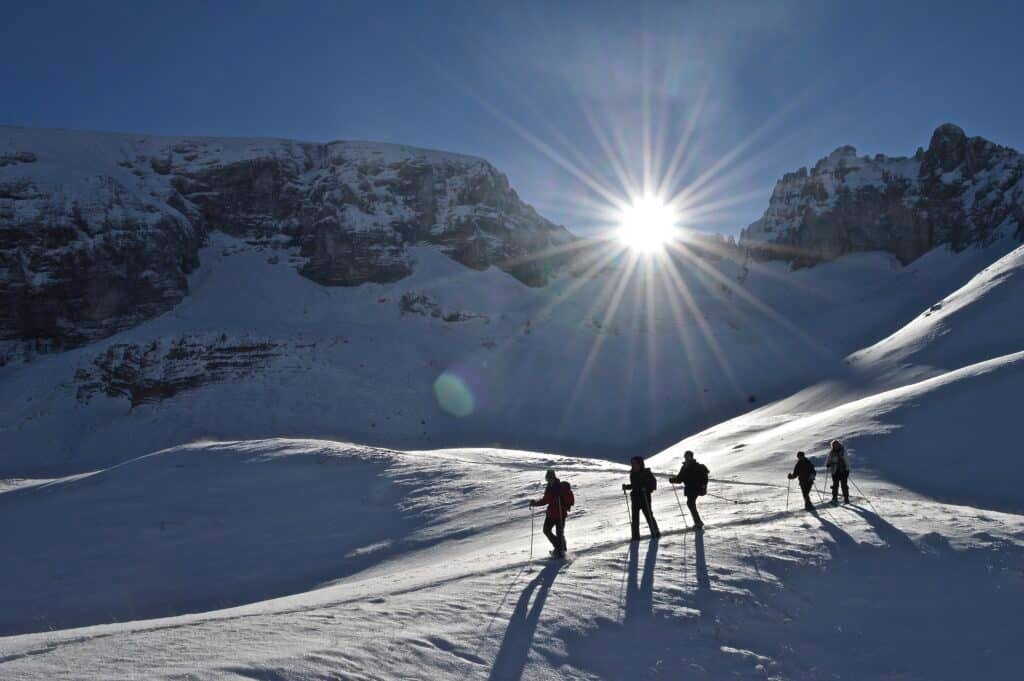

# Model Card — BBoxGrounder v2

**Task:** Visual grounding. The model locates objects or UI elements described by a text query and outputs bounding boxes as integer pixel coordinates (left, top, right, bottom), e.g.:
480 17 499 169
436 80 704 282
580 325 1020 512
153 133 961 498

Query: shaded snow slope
0 235 1014 477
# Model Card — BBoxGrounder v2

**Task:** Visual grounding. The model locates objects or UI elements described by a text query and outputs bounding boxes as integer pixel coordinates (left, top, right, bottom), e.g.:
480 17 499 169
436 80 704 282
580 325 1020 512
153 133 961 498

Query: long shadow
813 510 858 549
694 531 711 596
624 539 659 623
487 562 563 681
844 504 917 551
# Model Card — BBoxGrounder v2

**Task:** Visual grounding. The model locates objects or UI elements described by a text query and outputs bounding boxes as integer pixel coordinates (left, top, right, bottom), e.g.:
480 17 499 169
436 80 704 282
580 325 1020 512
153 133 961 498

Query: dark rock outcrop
741 124 1024 267
75 335 288 406
0 128 572 357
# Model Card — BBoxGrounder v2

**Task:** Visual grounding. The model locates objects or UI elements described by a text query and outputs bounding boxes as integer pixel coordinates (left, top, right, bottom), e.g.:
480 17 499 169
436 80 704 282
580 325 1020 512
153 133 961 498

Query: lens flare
434 372 475 417
617 196 679 253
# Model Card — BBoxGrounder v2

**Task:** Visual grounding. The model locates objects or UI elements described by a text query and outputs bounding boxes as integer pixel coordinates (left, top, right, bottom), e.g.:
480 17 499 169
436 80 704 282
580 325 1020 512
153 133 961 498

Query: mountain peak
925 123 969 172
740 124 1023 267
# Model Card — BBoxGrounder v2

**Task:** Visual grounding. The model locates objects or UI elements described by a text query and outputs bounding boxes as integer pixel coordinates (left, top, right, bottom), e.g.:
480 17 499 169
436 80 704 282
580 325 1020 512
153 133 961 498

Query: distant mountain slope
0 232 1011 477
849 245 1024 372
658 244 1024 513
0 127 572 355
741 124 1024 267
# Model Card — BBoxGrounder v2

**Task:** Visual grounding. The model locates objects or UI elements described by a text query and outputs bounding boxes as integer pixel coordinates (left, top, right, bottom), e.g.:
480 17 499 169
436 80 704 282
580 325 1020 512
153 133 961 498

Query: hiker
826 439 850 504
787 451 816 511
669 450 707 529
529 469 573 557
622 456 660 541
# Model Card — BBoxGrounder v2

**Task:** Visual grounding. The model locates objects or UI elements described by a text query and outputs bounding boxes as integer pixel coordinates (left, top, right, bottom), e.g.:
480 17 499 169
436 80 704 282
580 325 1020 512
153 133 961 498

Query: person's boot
805 502 814 511
831 496 838 505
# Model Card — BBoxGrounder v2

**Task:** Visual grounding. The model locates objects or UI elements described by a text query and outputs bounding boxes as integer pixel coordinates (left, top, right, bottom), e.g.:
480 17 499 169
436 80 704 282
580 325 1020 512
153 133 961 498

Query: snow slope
0 233 1015 478
1 429 1021 679
2 249 1023 677
2 180 1023 677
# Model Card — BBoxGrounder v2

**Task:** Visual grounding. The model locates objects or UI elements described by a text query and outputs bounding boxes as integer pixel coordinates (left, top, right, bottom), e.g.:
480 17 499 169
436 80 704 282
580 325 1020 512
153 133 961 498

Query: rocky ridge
740 124 1024 266
0 127 572 357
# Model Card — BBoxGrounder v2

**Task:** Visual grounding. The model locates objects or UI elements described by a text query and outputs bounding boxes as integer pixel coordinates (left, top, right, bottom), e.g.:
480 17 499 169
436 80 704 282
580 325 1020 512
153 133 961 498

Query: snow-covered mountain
2 125 1023 476
0 127 572 355
741 124 1024 267
2 125 1023 680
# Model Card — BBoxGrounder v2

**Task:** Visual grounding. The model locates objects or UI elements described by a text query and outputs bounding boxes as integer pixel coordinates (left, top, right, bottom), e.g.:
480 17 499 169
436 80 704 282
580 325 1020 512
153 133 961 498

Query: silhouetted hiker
622 456 660 541
669 450 707 529
826 439 850 504
529 469 573 557
788 451 816 511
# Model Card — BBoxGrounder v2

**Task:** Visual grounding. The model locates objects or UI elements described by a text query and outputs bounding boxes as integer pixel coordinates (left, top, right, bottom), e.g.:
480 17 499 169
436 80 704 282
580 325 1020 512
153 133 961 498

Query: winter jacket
623 468 657 502
538 481 569 519
671 461 709 496
791 458 816 483
826 448 849 477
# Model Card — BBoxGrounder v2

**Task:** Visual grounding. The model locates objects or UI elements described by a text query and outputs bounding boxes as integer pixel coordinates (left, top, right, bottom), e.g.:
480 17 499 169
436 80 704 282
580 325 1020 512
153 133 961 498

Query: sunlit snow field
2 241 1023 679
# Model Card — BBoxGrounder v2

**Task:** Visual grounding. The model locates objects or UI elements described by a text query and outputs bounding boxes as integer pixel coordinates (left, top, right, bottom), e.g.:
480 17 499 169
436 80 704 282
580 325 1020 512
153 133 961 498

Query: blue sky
2 1 1021 236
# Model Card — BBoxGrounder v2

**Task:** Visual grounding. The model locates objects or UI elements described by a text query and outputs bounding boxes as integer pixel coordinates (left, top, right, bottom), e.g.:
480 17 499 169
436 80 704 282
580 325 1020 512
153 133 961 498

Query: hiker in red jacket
530 469 573 557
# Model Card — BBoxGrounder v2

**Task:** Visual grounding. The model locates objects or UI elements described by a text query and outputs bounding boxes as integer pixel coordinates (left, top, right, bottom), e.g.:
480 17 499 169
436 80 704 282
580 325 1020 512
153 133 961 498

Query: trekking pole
705 492 741 504
529 505 535 560
671 484 688 529
622 488 632 526
786 478 791 512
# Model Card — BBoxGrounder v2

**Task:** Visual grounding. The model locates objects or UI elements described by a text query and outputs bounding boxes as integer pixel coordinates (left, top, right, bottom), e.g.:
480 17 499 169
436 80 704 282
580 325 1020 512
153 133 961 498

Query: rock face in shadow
0 129 573 357
741 124 1024 267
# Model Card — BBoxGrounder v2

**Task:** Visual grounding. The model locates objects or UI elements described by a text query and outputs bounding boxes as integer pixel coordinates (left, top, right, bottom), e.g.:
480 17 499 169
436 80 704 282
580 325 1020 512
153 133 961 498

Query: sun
616 195 679 253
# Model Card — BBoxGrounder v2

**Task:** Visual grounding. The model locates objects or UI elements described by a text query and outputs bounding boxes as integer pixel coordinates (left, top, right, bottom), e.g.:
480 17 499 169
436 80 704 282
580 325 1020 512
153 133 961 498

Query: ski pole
706 492 740 504
671 484 688 529
529 505 535 560
622 488 632 526
786 477 791 512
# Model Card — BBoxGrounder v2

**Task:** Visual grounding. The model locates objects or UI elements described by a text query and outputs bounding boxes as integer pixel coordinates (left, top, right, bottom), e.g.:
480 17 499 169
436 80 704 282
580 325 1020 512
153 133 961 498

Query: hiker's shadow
694 531 711 596
846 504 917 551
624 538 659 623
812 504 916 553
488 561 563 681
812 510 858 549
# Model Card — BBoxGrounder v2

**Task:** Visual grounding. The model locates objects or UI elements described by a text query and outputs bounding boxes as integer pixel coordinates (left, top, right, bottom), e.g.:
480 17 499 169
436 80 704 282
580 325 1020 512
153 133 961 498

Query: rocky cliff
0 127 572 356
740 124 1024 267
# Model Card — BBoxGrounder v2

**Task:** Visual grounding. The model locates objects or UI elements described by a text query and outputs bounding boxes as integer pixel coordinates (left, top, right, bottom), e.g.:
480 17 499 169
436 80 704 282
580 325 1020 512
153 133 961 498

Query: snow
3 125 1024 678
1 234 1022 678
2 234 1014 478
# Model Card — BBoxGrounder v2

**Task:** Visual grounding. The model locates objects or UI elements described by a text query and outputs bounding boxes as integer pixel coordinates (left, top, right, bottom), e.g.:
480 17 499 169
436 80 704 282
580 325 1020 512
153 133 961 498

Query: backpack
560 481 575 511
696 464 709 496
644 469 657 492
